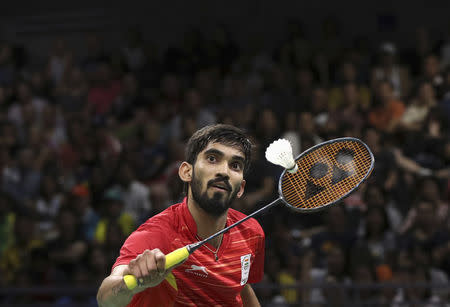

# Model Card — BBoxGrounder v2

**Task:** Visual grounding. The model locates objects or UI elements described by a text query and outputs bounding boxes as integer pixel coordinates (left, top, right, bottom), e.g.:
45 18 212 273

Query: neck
187 193 227 249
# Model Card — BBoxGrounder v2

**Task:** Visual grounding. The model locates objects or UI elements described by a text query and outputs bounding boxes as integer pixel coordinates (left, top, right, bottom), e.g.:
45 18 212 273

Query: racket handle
123 275 138 290
123 246 190 290
165 246 190 269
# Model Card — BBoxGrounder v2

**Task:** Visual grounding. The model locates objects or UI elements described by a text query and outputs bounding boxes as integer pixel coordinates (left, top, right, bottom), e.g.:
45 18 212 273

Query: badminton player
97 124 265 306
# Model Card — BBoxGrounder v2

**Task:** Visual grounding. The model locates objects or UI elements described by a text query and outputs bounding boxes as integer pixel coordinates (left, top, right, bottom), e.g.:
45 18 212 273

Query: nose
216 160 231 177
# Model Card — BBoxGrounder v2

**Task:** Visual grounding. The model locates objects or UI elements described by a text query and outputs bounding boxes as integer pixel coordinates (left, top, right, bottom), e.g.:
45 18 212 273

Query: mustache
207 176 232 191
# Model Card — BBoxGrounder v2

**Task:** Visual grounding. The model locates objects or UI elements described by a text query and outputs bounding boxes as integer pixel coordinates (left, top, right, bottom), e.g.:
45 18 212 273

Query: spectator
421 53 445 99
113 73 149 122
86 61 122 117
330 81 367 131
400 80 437 131
329 61 371 110
68 184 99 241
371 42 411 99
131 119 167 181
168 87 217 141
34 174 64 239
46 38 73 86
392 265 445 307
8 81 48 132
368 80 406 132
0 213 43 284
53 66 88 114
349 262 381 305
121 27 146 73
304 244 350 306
398 199 450 259
114 164 152 224
94 188 134 244
87 245 111 286
400 177 449 233
297 112 322 152
2 147 45 206
356 206 397 265
46 206 88 282
81 33 109 78
310 205 356 268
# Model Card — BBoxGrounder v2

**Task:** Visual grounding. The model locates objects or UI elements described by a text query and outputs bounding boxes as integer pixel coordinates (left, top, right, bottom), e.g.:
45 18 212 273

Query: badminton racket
124 137 374 289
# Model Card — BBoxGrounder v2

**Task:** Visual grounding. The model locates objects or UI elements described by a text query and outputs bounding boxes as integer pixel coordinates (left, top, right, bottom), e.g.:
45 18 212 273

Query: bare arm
241 284 261 307
392 148 432 176
97 265 138 307
97 249 168 307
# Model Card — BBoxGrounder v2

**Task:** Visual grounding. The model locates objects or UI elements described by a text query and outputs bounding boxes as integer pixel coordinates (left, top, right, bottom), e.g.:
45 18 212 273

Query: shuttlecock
265 139 298 173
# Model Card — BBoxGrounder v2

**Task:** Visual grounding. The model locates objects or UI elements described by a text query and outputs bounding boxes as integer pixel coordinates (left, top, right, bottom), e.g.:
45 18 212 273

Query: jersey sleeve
247 223 265 284
112 225 170 269
112 224 178 307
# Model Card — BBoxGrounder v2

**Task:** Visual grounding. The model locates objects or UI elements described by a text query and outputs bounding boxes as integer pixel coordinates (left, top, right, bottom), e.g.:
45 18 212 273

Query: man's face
190 142 246 216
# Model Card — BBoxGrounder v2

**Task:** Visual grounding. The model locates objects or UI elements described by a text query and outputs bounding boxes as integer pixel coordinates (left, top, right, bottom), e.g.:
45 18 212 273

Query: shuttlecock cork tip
287 163 298 174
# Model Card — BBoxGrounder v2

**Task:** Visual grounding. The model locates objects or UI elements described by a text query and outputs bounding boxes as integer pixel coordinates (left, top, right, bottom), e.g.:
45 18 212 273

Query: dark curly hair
185 124 252 175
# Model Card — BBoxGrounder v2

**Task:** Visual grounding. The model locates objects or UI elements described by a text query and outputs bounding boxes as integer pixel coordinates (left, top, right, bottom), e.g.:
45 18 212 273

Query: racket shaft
123 246 190 290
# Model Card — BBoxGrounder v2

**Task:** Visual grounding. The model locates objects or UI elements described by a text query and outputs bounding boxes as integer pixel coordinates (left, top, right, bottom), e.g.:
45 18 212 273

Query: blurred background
0 0 449 306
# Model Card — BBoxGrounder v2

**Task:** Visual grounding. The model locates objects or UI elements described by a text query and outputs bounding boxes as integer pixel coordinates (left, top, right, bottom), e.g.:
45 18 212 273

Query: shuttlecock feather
265 139 298 173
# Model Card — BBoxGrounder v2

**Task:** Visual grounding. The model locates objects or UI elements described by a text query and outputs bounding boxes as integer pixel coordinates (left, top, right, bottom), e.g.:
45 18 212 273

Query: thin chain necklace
195 234 223 261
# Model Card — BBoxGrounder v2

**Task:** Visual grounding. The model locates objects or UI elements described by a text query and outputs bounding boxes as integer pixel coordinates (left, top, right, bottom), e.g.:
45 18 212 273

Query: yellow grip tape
123 246 190 290
124 274 138 290
165 246 189 269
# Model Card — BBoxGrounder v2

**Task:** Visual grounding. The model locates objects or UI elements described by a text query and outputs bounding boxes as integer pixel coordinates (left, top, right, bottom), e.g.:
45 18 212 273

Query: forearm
97 251 169 307
241 284 260 307
97 276 137 307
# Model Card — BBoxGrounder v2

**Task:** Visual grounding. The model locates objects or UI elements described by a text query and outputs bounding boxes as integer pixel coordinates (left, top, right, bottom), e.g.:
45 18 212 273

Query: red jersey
113 198 265 306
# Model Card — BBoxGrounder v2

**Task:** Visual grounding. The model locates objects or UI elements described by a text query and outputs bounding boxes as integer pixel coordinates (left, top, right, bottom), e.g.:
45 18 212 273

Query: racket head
278 137 374 212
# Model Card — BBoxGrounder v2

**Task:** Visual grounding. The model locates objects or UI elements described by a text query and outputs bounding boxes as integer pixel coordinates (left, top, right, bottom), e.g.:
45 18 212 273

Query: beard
190 171 240 217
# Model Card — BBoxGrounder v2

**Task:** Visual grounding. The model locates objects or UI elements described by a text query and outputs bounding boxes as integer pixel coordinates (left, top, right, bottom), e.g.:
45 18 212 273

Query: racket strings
281 140 373 210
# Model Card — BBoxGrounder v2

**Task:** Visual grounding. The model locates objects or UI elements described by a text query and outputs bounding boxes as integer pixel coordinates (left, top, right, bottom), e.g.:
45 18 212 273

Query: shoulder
227 208 265 238
120 203 184 254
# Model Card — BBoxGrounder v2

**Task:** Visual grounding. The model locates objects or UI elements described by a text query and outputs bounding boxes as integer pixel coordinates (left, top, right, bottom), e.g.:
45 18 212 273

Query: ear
236 179 246 198
178 162 193 183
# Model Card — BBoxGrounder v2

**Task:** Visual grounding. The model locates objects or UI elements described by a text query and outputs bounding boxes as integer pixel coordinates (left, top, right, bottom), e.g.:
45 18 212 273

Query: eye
207 155 216 163
231 161 243 171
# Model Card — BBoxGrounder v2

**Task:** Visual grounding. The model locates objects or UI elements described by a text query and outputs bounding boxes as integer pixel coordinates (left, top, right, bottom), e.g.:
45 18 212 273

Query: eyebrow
203 148 245 163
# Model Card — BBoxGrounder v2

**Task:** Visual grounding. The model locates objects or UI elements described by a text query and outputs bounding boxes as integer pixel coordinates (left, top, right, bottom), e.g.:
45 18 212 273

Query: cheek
193 164 209 184
231 177 244 192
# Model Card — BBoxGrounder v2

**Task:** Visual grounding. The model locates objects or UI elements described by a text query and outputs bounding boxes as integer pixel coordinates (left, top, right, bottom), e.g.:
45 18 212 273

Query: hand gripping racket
124 137 374 290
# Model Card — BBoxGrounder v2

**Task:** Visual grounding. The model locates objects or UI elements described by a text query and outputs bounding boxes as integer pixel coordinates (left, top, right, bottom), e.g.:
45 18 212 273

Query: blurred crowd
0 18 449 306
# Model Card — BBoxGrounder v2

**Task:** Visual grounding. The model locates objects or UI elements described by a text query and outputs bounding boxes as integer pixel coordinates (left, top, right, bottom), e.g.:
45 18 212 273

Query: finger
129 258 144 281
139 250 152 278
153 249 166 275
145 250 157 277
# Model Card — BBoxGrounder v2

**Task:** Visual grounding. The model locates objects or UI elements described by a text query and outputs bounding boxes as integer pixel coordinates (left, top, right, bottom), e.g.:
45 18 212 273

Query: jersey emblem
240 254 251 285
185 265 208 278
